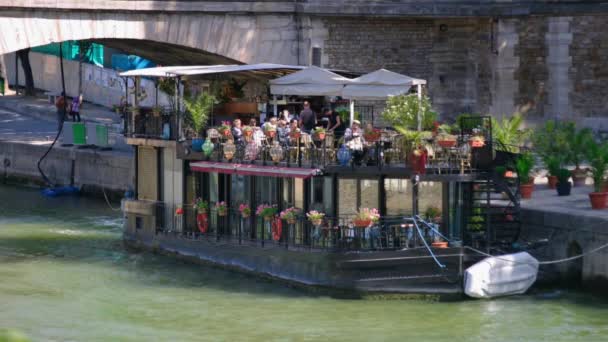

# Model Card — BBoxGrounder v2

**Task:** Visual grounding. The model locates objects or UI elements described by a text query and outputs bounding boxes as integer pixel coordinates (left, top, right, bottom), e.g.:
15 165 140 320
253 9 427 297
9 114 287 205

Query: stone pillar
490 19 519 118
544 17 573 120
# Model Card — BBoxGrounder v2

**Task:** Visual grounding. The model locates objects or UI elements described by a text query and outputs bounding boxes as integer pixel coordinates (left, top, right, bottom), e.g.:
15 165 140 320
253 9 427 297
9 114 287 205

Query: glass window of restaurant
385 178 413 216
418 181 446 234
309 176 334 215
338 178 379 221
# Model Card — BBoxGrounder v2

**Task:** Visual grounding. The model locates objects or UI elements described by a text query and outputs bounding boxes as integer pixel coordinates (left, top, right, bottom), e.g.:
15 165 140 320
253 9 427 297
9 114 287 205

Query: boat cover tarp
464 252 539 299
341 69 426 100
190 161 320 179
270 66 352 96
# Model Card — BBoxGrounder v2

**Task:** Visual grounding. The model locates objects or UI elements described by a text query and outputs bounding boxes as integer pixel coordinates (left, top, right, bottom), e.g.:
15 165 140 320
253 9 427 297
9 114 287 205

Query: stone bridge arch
0 9 304 65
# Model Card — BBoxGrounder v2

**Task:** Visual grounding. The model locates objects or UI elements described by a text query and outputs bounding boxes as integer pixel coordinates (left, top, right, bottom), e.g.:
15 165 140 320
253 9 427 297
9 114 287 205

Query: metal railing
123 108 177 140
152 206 451 252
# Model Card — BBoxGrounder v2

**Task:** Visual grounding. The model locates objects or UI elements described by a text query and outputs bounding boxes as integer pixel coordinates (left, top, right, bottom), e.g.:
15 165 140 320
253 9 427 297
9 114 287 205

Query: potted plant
396 128 430 175
556 168 572 196
436 124 458 148
215 201 228 216
239 203 251 218
306 210 325 226
585 139 608 209
279 207 300 224
545 155 562 189
264 125 277 138
256 204 277 221
352 208 380 228
217 122 232 139
184 93 214 152
290 127 301 140
491 113 531 153
382 93 438 131
242 126 254 141
193 198 209 233
363 127 382 143
516 152 535 199
564 125 592 187
312 127 326 141
469 134 485 148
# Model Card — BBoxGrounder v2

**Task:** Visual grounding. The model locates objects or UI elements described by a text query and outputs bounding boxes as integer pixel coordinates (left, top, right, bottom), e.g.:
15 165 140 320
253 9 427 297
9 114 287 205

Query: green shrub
515 152 535 184
382 94 437 130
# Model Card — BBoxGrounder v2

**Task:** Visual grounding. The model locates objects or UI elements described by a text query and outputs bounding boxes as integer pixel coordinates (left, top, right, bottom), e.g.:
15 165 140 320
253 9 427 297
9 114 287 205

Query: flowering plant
239 203 251 218
353 208 380 223
279 207 300 222
363 127 382 142
256 204 277 219
306 210 325 221
215 201 227 215
217 121 232 137
289 127 301 139
242 126 253 133
194 198 209 212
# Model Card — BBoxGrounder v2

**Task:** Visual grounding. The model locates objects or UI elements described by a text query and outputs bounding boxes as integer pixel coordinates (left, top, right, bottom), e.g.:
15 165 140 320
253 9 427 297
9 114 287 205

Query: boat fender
197 212 209 234
272 217 282 241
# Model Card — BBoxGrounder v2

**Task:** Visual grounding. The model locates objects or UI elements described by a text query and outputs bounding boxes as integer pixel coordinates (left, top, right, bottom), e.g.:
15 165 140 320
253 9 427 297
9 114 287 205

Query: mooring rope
464 243 608 266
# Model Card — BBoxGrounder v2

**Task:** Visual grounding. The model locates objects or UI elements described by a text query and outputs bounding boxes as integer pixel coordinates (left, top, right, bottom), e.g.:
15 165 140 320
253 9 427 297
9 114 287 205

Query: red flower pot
353 219 372 228
314 132 326 141
589 192 608 210
244 130 253 137
431 241 448 248
547 175 558 189
437 140 457 148
265 130 276 138
520 184 534 199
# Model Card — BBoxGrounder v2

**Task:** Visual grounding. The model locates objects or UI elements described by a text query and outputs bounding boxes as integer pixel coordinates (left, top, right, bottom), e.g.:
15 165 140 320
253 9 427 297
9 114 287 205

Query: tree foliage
382 94 437 130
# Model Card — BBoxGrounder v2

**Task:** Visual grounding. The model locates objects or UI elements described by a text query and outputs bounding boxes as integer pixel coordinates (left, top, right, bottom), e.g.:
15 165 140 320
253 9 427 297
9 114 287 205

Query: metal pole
14 53 18 95
273 95 278 118
417 84 422 132
349 100 355 127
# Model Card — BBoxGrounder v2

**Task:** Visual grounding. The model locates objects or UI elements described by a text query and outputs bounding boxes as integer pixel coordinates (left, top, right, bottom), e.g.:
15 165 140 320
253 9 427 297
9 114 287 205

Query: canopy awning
270 66 352 96
119 63 306 79
341 69 426 100
190 161 321 179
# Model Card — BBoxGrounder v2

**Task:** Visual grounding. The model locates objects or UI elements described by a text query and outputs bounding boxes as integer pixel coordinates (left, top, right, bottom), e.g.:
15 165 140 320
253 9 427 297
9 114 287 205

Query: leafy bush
184 92 215 137
515 152 535 184
556 168 571 184
532 121 569 175
382 94 437 130
491 113 531 153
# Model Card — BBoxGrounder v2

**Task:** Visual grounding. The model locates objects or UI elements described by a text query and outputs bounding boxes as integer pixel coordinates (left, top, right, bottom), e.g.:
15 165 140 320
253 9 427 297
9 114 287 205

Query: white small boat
464 252 539 299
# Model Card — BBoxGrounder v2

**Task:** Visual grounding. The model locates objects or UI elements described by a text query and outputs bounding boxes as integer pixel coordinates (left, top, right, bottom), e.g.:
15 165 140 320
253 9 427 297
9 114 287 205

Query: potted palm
532 121 569 189
545 155 562 189
516 152 535 199
565 125 592 187
555 168 572 196
585 139 608 209
184 93 214 152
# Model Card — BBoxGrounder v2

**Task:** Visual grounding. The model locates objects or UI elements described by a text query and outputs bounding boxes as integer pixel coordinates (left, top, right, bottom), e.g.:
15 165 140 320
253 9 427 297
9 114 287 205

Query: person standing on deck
299 101 316 133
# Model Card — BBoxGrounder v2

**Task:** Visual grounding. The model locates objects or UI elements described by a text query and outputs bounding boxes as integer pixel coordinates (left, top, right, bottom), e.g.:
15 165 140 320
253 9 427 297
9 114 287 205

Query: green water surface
0 184 607 341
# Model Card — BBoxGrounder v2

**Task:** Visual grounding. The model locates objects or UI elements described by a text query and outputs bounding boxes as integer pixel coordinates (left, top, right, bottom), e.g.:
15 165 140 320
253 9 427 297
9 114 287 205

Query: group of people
54 92 83 129
230 116 300 146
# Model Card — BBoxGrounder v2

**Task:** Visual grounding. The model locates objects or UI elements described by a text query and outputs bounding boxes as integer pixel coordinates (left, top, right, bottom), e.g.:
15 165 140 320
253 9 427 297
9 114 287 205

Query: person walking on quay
55 92 66 130
70 94 82 122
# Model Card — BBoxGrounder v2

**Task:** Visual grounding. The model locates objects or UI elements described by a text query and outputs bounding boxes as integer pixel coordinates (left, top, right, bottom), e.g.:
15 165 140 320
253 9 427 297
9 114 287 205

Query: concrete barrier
0 140 133 196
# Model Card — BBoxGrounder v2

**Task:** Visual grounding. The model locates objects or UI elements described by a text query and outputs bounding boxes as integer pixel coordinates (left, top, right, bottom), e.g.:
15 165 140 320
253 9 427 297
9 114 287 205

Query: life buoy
197 212 209 233
271 217 282 241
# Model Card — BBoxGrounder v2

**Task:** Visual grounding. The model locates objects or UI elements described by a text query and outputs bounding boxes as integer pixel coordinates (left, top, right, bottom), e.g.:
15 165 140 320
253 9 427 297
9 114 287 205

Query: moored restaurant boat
119 64 524 297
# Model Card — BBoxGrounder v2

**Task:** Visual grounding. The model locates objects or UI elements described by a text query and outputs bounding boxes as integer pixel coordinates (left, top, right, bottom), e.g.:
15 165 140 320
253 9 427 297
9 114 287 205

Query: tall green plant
492 113 531 153
585 139 608 193
382 94 437 130
564 124 593 169
184 92 214 137
515 152 535 184
532 121 569 176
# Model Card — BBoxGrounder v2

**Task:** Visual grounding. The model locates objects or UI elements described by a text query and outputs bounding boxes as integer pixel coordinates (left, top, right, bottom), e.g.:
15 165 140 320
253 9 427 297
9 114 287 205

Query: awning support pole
273 95 278 118
349 100 355 127
417 84 422 132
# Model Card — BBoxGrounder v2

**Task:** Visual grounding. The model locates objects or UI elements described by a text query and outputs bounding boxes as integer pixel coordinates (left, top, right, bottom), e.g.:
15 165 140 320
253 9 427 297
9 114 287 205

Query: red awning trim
190 161 321 179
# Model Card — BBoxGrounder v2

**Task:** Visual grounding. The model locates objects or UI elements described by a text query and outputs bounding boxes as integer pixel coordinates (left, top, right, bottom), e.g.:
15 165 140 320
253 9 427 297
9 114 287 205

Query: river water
1 184 607 341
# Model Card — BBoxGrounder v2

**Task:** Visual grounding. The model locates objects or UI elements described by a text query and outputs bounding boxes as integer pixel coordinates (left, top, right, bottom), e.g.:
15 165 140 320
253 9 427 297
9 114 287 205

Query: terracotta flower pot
547 175 558 189
314 132 326 141
353 219 372 228
409 150 427 175
218 210 227 217
589 192 608 210
244 130 253 137
431 241 448 248
310 218 323 226
437 140 457 148
520 183 534 199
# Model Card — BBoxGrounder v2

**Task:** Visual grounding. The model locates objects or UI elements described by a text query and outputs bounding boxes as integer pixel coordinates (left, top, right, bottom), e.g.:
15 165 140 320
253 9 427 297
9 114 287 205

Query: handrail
410 217 446 269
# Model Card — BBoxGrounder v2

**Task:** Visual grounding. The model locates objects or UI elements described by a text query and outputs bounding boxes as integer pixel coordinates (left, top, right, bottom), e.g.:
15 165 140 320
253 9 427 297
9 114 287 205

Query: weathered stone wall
571 16 608 118
322 17 493 120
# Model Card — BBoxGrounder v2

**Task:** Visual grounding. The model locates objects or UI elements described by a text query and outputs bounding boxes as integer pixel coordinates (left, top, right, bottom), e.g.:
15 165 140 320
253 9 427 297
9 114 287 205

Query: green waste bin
95 124 109 147
72 123 86 146
0 78 4 95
